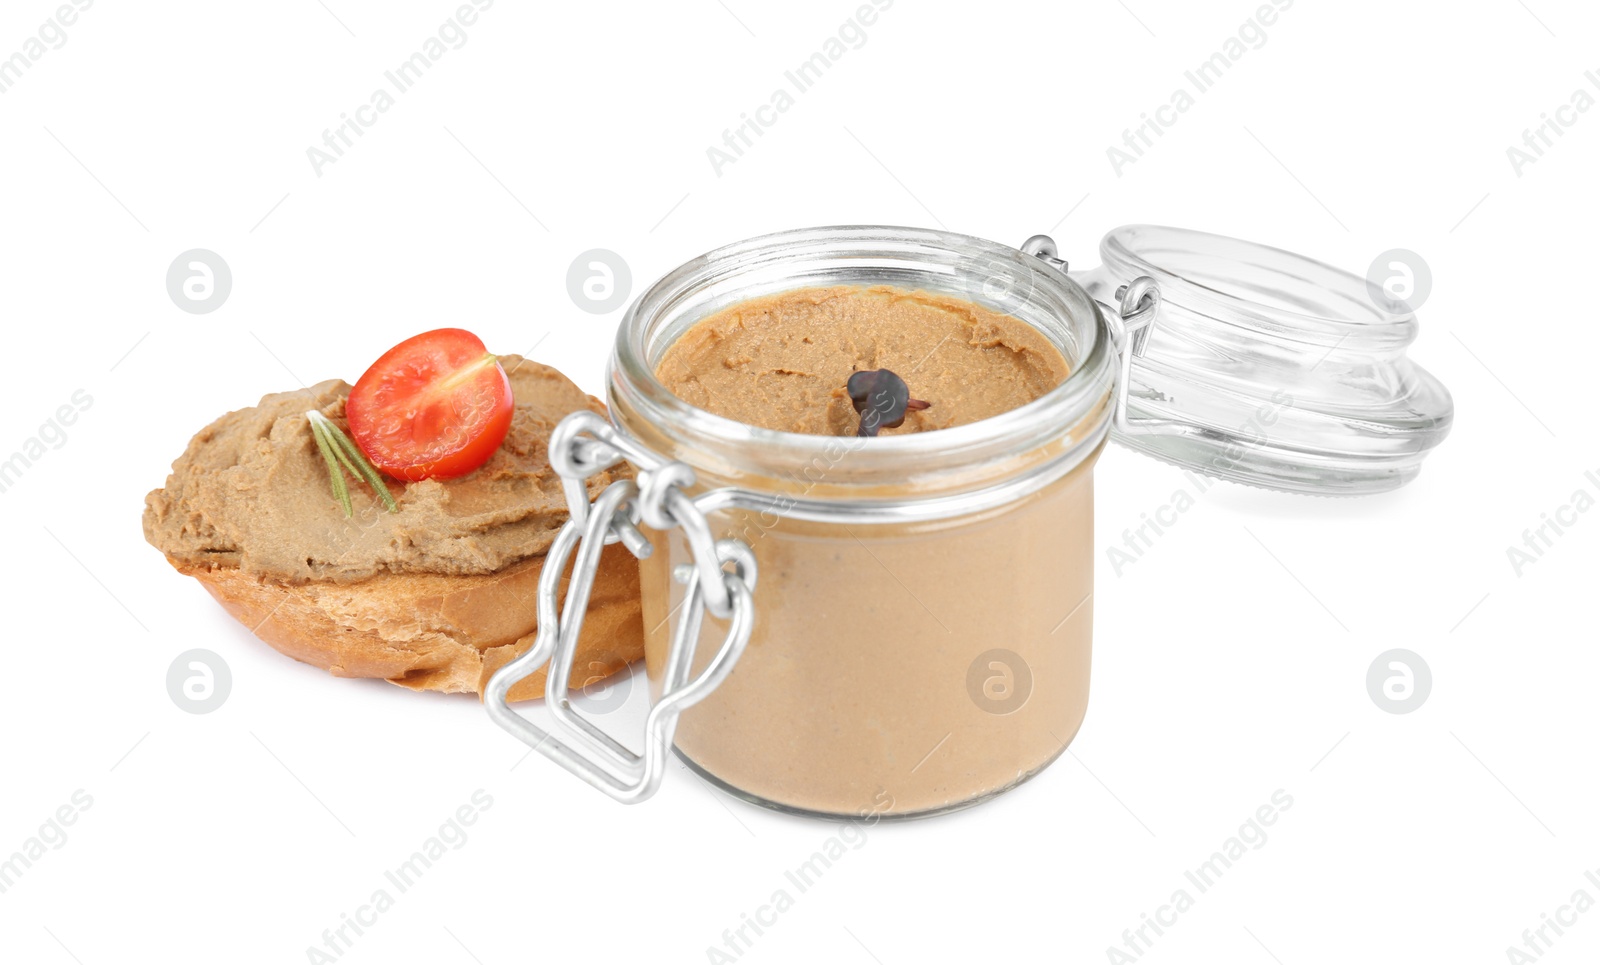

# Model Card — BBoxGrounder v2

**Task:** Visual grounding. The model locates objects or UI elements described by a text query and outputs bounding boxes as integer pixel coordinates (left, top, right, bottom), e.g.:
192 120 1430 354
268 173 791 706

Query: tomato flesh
346 328 514 481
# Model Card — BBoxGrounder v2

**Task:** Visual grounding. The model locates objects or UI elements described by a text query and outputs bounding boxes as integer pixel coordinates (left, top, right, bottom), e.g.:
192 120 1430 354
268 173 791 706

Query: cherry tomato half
346 328 514 481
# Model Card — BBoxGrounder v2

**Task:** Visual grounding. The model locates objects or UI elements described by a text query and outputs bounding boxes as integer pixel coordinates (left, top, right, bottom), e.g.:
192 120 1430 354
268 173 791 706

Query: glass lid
1068 224 1454 495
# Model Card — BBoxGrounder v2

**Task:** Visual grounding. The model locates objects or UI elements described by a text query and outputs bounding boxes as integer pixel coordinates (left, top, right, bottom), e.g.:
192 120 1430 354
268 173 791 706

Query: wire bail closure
483 410 757 804
1023 233 1187 439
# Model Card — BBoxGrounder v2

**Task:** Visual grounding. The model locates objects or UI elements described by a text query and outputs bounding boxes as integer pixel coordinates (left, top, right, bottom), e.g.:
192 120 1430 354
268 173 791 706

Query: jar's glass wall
639 452 1100 818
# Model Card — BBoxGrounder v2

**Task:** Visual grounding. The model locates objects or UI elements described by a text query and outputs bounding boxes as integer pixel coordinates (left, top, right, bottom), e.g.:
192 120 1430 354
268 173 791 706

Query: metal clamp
1024 233 1195 439
483 410 757 804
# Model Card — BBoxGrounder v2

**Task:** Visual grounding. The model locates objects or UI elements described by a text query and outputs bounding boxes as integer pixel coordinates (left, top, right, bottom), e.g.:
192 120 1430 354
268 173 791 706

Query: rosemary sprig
306 410 399 517
309 412 352 516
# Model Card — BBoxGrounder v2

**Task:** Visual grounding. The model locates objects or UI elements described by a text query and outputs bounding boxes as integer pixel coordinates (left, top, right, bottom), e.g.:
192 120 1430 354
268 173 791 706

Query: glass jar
483 223 1453 819
607 226 1116 818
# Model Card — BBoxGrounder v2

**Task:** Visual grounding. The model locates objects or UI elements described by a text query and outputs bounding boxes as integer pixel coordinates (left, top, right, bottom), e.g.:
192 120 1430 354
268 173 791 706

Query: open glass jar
483 224 1452 819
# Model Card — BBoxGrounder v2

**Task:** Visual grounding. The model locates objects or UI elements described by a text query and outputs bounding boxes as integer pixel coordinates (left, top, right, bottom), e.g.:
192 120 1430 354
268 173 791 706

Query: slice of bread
172 540 642 701
145 353 644 701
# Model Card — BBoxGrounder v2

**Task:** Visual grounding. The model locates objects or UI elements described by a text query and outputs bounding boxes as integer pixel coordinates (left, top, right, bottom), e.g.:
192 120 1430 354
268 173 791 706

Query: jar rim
607 225 1117 498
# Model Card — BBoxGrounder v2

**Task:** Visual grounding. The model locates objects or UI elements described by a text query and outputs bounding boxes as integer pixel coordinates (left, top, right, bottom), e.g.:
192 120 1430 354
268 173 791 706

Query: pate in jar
615 227 1114 818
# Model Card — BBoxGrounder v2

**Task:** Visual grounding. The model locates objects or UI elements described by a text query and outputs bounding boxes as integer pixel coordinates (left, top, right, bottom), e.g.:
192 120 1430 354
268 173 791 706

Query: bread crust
175 541 642 702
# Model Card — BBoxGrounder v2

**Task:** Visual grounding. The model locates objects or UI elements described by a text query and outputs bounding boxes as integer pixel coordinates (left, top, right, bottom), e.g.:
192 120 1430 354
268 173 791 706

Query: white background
2 0 1597 962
